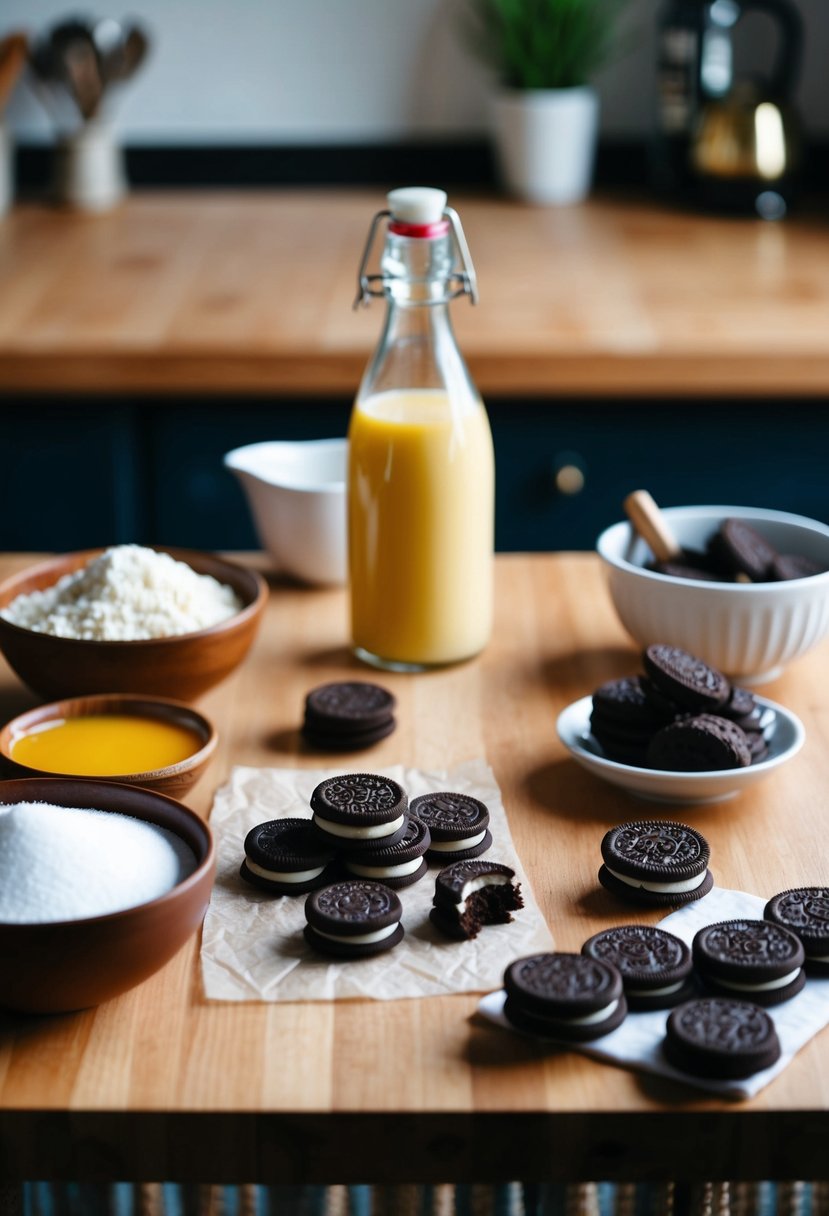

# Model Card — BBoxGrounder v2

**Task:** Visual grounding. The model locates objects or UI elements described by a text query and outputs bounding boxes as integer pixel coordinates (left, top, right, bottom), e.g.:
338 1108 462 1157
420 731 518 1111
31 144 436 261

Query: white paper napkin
201 758 554 1002
477 886 829 1099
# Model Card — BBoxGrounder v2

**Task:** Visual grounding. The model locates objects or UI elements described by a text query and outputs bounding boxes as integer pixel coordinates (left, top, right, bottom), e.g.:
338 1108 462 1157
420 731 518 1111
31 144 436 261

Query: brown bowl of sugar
0 545 267 701
0 777 215 1014
0 693 218 799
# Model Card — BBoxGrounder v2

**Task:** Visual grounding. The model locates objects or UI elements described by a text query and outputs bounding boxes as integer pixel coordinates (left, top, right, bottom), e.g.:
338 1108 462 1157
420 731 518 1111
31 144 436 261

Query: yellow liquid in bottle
12 715 203 776
348 389 494 667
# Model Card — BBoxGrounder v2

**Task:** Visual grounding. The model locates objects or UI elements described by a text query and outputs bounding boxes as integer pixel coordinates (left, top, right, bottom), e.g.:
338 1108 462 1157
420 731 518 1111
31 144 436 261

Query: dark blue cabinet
0 399 826 552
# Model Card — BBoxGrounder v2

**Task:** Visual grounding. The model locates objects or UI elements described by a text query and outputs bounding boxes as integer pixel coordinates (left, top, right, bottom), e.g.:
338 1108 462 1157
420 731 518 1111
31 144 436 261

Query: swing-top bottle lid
387 187 448 226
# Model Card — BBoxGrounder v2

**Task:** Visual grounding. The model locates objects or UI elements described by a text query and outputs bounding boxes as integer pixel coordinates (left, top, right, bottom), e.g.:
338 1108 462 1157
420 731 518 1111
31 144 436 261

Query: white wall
5 0 828 142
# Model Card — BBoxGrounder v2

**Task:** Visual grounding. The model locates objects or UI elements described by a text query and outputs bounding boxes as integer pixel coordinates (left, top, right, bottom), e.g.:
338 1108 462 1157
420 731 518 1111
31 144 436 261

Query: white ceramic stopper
386 186 447 224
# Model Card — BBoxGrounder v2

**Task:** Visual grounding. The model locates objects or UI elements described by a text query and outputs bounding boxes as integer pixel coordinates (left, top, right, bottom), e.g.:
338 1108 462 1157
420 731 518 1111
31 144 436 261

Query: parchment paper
478 886 829 1099
201 758 554 1002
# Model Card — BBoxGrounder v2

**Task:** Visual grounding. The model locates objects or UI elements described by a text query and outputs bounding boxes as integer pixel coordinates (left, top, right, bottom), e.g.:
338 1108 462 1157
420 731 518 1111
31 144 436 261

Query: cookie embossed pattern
557 645 804 804
479 887 829 1099
202 759 554 1002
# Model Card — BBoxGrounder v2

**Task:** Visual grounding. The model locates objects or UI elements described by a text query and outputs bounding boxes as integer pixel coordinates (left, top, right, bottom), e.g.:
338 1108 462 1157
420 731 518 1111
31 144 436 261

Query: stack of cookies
589 644 770 770
301 681 397 750
239 771 524 957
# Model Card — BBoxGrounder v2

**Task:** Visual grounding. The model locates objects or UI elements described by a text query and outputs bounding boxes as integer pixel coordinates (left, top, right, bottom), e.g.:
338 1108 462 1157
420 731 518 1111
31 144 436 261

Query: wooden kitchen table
0 552 827 1186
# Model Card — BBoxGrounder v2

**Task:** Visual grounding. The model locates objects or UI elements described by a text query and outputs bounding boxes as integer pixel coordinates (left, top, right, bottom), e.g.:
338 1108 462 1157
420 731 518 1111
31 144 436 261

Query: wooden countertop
1 552 828 1185
2 191 829 397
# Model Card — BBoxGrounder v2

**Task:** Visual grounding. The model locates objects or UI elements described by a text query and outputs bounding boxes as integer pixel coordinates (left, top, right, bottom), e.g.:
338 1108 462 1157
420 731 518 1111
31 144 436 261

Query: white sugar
0 802 197 923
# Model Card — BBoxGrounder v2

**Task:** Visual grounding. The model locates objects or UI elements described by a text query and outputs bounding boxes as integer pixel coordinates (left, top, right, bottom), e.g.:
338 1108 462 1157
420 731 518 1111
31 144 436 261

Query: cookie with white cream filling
240 818 337 896
599 820 712 908
503 952 627 1042
430 859 523 940
343 815 431 889
304 879 404 958
693 919 805 1007
410 791 492 862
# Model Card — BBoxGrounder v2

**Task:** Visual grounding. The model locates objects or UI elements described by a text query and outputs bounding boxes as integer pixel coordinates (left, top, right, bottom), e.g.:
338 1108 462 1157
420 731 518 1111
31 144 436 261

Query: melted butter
12 715 203 776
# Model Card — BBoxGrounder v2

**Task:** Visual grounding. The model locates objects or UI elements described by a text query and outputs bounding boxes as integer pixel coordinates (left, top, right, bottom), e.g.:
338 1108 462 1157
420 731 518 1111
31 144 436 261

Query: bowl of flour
0 777 215 1013
0 546 267 700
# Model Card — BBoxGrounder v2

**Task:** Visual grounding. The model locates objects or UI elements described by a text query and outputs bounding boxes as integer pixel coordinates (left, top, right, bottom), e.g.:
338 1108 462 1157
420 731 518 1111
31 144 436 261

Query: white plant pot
52 118 126 212
491 86 600 205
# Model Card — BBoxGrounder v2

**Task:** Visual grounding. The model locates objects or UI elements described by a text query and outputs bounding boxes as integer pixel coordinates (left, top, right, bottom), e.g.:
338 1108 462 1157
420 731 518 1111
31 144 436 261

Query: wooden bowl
0 694 218 799
0 777 215 1014
0 548 267 701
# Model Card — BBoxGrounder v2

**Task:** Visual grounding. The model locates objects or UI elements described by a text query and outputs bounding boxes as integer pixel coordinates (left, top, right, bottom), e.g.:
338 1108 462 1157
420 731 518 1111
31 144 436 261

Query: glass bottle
348 187 494 672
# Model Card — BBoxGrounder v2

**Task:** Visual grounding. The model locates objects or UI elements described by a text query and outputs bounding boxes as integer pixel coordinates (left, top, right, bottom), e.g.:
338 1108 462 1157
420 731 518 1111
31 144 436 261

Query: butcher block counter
1 190 829 397
0 551 827 1186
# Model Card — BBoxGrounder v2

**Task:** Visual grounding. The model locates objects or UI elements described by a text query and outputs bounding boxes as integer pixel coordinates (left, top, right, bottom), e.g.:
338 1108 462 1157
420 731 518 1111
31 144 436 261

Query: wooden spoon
623 490 683 563
0 33 28 114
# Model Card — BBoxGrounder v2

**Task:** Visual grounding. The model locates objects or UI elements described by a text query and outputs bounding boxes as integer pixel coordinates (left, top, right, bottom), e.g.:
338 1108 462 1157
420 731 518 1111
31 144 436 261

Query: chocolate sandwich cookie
304 879 404 958
771 554 824 581
310 772 408 853
302 718 396 752
643 644 730 714
599 820 713 908
240 818 337 895
410 792 492 862
343 815 431 889
430 859 523 940
719 685 758 723
743 729 769 764
589 676 667 765
646 714 752 772
302 681 396 750
664 997 781 1080
708 519 777 582
651 560 720 581
693 919 805 1007
503 953 627 1042
765 888 829 977
582 925 694 1011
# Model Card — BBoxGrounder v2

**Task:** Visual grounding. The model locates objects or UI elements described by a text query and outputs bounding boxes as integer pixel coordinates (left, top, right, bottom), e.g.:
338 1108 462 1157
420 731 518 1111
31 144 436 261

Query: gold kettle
693 81 799 185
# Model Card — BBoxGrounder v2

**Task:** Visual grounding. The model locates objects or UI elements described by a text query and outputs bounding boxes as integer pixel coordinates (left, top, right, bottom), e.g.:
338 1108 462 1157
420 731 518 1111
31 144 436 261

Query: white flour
0 801 196 923
1 545 242 640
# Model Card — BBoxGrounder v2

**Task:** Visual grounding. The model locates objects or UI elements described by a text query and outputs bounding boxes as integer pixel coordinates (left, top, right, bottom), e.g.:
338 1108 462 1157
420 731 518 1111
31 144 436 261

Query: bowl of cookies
0 545 267 701
556 644 805 805
597 497 829 683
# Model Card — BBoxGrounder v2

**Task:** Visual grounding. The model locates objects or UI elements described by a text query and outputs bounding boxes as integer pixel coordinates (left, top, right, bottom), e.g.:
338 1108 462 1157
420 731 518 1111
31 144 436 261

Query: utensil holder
52 117 126 212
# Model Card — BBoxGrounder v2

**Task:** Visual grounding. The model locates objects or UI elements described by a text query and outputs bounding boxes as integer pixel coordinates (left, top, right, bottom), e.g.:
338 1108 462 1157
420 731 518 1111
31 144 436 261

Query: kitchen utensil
31 17 149 118
623 489 682 563
0 33 27 113
94 20 148 86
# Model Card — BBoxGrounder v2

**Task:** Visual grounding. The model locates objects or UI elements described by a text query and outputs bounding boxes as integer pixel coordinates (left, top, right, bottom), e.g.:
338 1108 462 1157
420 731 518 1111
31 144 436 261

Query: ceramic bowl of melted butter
0 693 217 799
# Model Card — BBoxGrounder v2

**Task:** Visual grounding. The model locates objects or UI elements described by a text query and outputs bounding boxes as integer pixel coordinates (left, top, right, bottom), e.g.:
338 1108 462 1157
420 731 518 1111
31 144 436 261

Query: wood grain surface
0 552 828 1184
1 192 829 396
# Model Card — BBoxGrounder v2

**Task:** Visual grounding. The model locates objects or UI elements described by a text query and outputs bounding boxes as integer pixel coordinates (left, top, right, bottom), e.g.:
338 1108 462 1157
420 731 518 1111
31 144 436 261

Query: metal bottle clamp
353 206 479 309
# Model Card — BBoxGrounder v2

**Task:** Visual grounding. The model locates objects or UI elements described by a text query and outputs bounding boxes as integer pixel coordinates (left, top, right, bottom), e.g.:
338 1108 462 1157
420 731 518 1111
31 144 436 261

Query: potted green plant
466 0 628 204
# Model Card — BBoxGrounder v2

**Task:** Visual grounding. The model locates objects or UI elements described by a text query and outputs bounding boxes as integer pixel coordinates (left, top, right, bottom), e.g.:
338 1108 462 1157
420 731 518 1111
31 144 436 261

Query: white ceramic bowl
225 439 347 586
596 506 829 683
556 693 804 806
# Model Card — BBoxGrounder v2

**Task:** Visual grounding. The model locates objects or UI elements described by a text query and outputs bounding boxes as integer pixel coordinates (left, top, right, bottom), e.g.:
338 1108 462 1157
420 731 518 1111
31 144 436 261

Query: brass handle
554 461 585 496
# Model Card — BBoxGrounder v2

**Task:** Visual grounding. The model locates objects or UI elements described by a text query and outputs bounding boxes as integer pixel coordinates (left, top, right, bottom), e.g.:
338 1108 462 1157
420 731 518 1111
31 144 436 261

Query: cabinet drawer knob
554 461 586 496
